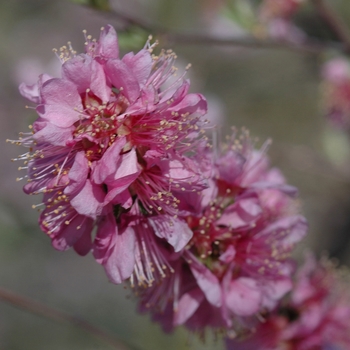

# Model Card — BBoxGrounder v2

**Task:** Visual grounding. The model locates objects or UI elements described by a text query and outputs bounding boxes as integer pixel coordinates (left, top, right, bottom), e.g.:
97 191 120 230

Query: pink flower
9 25 208 284
136 131 307 334
226 254 350 350
322 57 350 129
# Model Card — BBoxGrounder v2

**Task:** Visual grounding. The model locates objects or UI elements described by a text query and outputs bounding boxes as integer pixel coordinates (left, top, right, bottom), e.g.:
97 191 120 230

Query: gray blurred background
1 0 350 349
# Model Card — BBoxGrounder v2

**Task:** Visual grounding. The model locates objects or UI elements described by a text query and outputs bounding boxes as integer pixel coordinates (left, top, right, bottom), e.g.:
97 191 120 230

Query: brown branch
311 0 350 53
90 5 344 55
0 286 130 350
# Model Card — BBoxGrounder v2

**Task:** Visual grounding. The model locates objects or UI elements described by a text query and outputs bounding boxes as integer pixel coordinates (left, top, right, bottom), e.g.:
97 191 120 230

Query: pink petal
93 212 116 264
37 78 82 127
225 277 262 316
189 255 222 307
70 179 105 219
122 49 152 87
33 122 74 146
92 137 126 184
174 288 205 325
105 59 140 104
65 152 89 195
148 216 193 252
52 214 93 251
98 25 119 59
19 73 52 104
104 226 136 284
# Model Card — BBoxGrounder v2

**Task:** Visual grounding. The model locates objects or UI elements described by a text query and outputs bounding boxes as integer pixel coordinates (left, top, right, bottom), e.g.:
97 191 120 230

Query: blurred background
2 0 350 349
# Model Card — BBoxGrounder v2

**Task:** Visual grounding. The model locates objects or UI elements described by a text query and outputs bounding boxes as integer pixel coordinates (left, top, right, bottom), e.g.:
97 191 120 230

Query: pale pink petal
105 59 140 104
174 288 205 325
65 151 89 195
122 49 153 87
189 256 222 307
70 179 105 219
104 226 136 284
148 216 193 252
37 78 82 127
98 25 119 59
225 277 262 316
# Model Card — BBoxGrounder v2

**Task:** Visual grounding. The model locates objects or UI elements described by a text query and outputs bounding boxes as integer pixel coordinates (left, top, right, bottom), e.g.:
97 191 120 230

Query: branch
0 286 131 350
311 0 350 53
90 5 344 55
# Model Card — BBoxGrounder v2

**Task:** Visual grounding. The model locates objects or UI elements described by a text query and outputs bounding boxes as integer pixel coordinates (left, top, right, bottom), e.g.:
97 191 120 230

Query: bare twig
88 5 344 55
311 0 350 53
0 286 130 350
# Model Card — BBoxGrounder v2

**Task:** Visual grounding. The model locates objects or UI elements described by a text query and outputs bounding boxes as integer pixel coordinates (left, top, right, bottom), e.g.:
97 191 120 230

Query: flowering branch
0 287 131 350
311 0 350 53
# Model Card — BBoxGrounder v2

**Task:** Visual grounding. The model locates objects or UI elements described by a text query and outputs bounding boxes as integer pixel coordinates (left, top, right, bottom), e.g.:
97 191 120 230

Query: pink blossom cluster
11 25 208 285
12 25 309 338
322 57 350 130
136 132 307 335
226 254 350 350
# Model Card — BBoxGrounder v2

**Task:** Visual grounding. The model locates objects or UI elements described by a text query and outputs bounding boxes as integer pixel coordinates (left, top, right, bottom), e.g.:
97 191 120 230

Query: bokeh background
1 0 350 349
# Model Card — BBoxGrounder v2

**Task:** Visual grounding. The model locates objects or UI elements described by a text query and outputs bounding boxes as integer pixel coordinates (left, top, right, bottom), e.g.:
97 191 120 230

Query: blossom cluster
11 25 208 285
13 25 350 346
226 254 350 349
136 131 307 335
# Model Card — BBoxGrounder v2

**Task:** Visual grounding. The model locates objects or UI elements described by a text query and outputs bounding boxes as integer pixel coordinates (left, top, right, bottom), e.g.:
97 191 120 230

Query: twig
90 5 344 55
0 286 130 350
311 0 350 53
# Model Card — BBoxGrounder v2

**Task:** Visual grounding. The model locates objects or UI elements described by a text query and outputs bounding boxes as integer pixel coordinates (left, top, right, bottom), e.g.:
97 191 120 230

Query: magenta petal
73 229 93 256
148 216 193 252
104 226 136 284
70 179 105 219
226 277 262 316
93 212 116 264
174 288 205 325
105 59 140 104
189 256 222 307
38 78 82 127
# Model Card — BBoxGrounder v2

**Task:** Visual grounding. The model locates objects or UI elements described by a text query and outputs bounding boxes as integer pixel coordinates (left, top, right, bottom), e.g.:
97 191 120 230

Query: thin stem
0 286 130 350
311 0 350 53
